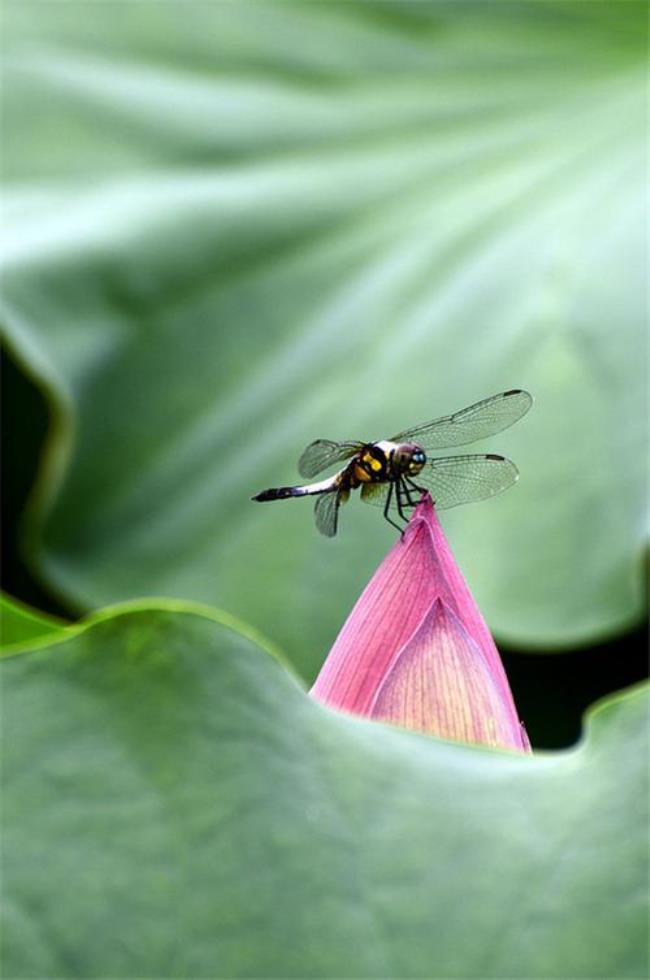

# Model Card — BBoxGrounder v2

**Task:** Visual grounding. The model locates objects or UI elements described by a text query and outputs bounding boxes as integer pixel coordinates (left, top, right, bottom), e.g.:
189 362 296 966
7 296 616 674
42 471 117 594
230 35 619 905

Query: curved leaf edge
581 678 649 745
0 319 77 611
2 597 647 762
0 595 291 672
495 586 649 654
0 591 69 650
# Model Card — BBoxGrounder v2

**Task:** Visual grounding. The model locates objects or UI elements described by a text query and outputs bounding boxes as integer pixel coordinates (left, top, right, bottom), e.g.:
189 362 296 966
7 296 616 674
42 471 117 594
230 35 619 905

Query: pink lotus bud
310 495 531 753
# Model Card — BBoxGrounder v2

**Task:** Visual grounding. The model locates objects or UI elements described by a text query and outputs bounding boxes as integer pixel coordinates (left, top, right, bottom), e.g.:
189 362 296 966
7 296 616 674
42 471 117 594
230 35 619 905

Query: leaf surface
2 2 647 676
3 604 648 978
0 593 67 649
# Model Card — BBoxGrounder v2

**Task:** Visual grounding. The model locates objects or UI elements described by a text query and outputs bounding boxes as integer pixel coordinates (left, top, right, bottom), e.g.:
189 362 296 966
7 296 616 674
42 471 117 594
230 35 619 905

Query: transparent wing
390 389 532 450
360 482 391 508
408 454 519 510
298 439 363 479
314 491 341 537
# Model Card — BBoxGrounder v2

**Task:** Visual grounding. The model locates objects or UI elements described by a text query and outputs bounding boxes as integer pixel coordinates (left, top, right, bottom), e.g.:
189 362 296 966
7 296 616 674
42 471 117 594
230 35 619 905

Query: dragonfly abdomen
252 475 338 502
253 486 306 501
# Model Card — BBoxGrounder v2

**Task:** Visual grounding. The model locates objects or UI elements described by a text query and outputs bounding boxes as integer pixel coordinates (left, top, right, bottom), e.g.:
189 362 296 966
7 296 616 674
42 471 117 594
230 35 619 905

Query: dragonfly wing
409 454 519 510
360 482 391 508
298 439 363 478
314 491 341 537
390 389 532 450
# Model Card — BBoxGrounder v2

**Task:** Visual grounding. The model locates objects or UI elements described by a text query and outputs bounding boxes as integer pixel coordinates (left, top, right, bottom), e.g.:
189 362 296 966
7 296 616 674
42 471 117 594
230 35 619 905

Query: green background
2 0 647 679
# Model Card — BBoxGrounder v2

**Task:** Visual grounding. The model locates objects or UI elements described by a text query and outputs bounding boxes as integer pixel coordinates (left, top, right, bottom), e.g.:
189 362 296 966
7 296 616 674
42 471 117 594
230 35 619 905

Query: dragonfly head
396 443 426 475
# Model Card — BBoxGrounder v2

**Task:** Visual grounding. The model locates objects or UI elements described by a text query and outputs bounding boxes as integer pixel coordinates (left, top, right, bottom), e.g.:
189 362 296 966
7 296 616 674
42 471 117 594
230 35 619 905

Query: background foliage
2 0 647 681
2 2 648 977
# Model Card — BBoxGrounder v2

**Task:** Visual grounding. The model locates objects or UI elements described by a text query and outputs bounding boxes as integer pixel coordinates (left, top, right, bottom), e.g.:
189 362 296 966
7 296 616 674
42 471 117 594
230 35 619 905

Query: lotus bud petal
311 494 530 753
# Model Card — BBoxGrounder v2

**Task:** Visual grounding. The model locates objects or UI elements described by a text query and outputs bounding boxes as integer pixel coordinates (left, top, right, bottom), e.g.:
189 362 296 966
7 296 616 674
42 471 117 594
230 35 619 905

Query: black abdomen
253 486 308 501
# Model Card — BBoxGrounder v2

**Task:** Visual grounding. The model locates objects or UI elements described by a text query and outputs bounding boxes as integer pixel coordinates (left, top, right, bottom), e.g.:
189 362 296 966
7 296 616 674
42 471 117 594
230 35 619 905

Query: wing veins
407 453 519 509
314 490 340 537
390 389 532 450
298 439 363 479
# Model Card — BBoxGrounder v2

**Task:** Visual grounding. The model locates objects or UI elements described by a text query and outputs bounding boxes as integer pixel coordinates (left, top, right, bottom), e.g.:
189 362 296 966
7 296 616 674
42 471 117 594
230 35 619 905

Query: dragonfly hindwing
314 490 340 537
410 454 518 509
298 439 363 478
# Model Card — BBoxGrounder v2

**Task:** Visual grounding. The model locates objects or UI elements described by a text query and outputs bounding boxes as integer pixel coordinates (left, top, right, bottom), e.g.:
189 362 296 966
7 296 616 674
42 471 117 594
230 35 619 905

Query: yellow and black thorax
344 441 426 489
347 444 391 487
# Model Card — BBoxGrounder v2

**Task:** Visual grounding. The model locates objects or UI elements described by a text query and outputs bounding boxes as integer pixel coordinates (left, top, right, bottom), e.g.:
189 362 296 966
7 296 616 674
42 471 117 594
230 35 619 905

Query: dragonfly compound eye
409 450 426 473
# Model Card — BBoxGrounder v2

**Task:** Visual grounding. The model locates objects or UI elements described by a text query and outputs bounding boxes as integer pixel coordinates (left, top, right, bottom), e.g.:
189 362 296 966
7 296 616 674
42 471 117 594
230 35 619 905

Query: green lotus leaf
3 604 648 978
2 2 646 679
0 593 68 650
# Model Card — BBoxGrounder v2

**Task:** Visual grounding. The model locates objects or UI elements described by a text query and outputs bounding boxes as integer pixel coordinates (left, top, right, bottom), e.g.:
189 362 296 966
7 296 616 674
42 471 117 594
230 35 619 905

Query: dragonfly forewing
390 389 532 450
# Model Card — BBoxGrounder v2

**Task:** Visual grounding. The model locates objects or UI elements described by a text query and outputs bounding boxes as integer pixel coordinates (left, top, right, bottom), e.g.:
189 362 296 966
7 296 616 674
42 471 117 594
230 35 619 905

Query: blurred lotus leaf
1 1 646 679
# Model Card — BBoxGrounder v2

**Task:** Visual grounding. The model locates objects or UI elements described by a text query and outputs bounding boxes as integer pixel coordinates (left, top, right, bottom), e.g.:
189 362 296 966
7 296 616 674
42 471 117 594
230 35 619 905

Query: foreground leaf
1 2 647 677
0 593 67 649
3 604 648 978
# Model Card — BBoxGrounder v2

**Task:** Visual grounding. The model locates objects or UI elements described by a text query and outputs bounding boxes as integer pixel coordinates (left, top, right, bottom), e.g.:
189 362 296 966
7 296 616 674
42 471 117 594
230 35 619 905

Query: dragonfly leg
395 480 410 523
402 478 418 509
382 481 404 535
405 477 428 502
395 481 415 540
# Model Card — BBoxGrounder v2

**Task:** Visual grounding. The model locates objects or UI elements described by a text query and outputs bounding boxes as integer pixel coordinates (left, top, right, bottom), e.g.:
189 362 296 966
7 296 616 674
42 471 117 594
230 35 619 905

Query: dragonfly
252 389 532 537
